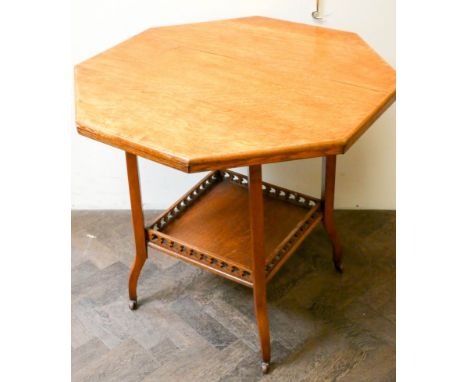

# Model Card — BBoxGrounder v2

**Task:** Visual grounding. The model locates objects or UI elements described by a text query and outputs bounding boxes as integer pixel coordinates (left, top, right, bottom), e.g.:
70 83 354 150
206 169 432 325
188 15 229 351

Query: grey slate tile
72 262 128 305
71 210 395 381
72 339 156 382
74 297 128 349
72 337 108 375
171 296 237 350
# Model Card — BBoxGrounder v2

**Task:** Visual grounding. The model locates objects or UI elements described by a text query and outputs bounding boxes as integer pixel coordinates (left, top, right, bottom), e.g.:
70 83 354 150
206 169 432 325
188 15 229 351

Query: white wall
72 0 395 210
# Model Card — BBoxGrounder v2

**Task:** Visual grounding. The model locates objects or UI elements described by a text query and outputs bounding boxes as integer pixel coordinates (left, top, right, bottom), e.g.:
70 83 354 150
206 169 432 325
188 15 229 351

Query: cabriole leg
125 152 148 310
321 155 343 272
248 165 271 374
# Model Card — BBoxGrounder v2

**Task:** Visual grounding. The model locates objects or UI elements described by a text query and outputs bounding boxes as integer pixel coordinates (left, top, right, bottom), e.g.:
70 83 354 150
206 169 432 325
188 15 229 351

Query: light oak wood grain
75 16 395 173
248 165 271 368
125 153 148 308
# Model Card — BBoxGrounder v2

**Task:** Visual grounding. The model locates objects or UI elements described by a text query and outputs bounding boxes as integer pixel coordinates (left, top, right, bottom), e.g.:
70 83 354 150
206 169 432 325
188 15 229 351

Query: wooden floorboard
71 210 395 381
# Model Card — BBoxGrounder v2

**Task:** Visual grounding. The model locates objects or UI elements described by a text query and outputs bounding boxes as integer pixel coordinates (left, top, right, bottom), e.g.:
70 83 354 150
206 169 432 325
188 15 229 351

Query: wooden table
75 16 395 373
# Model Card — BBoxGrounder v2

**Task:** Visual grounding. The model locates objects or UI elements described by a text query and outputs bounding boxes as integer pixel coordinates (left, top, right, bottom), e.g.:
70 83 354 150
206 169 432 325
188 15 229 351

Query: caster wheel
334 261 343 273
261 362 270 374
129 300 137 310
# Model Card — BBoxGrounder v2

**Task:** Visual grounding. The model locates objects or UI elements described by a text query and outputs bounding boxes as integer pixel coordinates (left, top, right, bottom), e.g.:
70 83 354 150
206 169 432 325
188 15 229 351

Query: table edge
76 90 395 172
76 123 343 172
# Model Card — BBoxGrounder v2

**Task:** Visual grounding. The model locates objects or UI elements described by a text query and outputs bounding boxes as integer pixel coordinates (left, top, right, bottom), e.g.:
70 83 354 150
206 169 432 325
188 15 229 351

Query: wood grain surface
248 165 271 367
75 16 396 172
160 179 309 270
125 153 148 307
144 170 322 290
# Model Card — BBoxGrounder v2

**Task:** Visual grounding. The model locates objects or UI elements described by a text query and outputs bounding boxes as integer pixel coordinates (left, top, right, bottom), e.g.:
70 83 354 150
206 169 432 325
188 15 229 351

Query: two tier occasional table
75 16 395 373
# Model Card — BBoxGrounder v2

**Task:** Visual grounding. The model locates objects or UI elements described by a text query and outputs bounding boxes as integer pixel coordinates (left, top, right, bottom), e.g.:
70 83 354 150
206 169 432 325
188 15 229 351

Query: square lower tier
146 170 322 287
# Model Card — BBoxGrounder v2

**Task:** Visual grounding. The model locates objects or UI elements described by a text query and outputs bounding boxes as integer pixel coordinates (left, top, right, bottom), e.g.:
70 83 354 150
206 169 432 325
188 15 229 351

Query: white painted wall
72 0 395 210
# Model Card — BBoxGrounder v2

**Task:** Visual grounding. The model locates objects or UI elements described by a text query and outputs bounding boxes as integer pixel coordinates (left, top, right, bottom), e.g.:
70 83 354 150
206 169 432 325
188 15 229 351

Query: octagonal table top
75 16 395 172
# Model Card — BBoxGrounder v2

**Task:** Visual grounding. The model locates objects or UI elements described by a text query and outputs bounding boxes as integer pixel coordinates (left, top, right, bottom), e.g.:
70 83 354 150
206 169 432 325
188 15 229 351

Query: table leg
125 152 148 310
321 155 343 272
248 165 271 374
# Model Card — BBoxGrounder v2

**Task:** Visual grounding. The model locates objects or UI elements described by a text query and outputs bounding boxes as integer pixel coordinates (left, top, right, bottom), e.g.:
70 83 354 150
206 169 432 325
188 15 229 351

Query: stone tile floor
72 210 395 382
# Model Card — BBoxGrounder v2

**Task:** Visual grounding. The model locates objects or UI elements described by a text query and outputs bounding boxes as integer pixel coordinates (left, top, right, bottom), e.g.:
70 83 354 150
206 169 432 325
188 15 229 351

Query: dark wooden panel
162 179 308 269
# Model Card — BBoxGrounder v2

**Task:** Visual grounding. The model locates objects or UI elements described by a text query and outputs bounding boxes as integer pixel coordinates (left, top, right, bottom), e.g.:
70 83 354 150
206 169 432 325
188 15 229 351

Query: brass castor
261 362 270 374
334 261 343 273
129 300 138 310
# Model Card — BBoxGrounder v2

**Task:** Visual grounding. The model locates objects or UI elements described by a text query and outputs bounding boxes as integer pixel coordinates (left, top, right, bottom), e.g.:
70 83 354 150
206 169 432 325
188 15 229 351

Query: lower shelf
146 170 322 287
